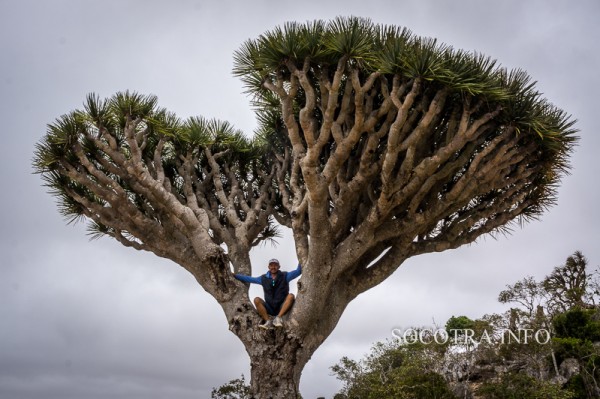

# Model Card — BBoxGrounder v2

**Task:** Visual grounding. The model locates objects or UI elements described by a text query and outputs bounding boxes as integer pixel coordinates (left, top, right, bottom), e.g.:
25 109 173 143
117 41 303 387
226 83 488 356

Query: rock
559 358 580 381
450 381 473 399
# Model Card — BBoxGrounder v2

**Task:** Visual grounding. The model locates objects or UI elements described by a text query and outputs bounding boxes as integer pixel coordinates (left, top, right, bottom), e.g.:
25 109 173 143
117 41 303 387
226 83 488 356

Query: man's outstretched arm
286 263 302 282
234 273 262 284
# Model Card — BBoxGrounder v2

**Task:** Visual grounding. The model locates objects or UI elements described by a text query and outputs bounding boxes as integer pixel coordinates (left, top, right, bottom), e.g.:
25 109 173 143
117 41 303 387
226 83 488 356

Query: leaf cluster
33 91 276 241
233 17 578 233
234 16 576 148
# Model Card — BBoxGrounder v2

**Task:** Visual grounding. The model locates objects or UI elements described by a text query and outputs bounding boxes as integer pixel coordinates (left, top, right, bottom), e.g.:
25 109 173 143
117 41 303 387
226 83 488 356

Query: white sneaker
259 319 273 330
273 316 283 328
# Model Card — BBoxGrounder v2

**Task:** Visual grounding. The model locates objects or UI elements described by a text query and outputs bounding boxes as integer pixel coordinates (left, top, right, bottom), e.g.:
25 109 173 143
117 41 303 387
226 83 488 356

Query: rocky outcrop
439 350 584 398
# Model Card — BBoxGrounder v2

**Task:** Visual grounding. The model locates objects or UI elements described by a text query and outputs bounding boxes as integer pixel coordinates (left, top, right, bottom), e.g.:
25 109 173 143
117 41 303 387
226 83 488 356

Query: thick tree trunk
246 329 305 399
224 278 351 399
223 298 301 398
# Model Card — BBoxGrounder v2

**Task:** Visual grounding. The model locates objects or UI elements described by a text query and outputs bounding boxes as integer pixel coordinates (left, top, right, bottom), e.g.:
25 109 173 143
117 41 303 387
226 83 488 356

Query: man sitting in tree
234 259 301 329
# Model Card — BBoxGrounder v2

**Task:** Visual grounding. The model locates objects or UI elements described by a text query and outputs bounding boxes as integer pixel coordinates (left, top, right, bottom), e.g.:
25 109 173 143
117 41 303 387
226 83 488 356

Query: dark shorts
264 301 283 316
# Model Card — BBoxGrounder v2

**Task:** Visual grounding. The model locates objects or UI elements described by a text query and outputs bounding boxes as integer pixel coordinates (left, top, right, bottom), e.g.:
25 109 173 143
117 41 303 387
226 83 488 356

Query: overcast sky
1 0 599 398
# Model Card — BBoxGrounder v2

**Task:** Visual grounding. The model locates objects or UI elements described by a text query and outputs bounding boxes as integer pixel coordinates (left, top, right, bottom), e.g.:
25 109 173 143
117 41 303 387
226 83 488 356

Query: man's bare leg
277 294 295 317
272 294 295 328
253 297 270 321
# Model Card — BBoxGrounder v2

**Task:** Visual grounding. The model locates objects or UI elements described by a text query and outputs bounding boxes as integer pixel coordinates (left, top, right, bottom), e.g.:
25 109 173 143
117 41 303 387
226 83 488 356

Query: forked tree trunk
229 316 313 399
225 289 339 399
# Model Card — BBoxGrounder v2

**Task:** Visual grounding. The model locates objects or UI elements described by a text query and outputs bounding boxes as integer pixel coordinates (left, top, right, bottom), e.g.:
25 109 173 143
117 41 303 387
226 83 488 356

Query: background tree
495 252 600 397
499 251 598 376
587 268 600 308
498 276 546 319
331 340 455 399
211 375 251 399
476 372 575 399
553 308 600 397
33 17 577 398
544 251 590 312
498 273 554 375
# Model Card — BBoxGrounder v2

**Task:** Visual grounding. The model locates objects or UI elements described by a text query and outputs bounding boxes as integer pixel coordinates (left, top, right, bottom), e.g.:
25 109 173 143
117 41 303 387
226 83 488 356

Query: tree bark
247 332 304 399
225 300 310 399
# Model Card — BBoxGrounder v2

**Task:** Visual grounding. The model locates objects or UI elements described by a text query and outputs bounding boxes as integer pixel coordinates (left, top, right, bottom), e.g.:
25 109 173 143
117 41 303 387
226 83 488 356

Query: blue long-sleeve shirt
234 263 302 284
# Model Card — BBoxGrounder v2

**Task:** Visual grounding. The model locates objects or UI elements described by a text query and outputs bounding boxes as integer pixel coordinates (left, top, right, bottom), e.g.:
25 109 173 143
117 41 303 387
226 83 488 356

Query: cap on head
268 258 280 265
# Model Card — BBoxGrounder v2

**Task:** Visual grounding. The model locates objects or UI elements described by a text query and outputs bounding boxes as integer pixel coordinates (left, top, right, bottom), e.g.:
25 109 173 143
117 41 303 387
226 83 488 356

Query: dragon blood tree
34 17 577 399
